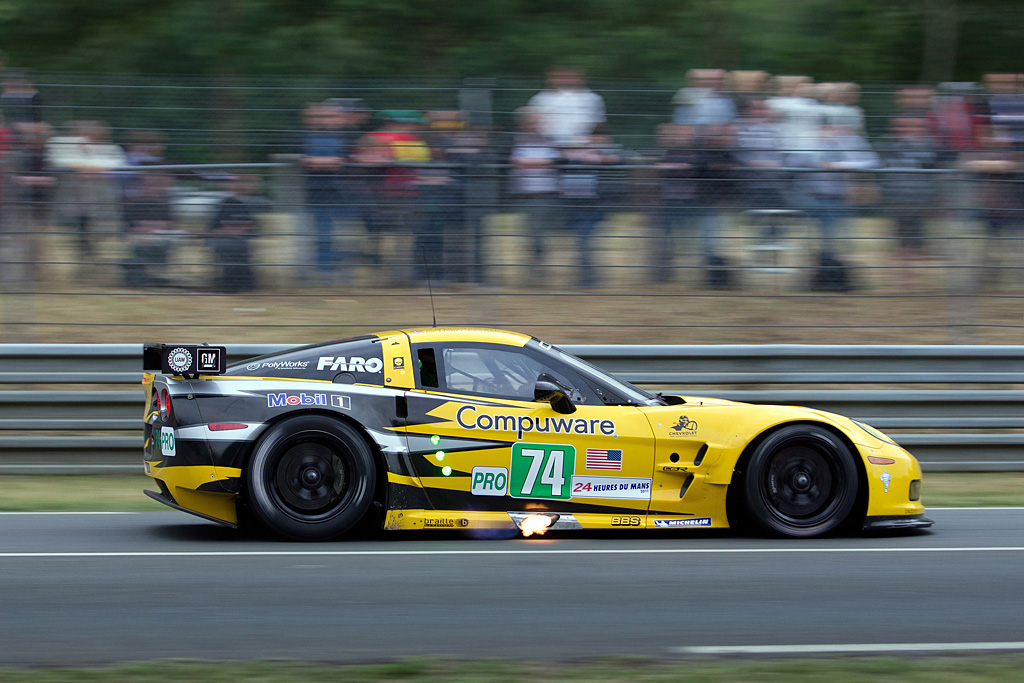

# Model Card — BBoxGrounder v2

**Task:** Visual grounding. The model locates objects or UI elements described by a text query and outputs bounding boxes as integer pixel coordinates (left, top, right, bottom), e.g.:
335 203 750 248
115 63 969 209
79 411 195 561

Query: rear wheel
743 424 858 538
247 415 376 541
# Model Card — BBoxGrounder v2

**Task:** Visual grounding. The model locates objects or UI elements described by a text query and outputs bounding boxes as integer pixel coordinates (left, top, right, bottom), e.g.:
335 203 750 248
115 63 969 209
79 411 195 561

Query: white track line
929 506 1024 510
675 642 1024 655
0 506 1018 516
1 546 1023 559
0 511 139 515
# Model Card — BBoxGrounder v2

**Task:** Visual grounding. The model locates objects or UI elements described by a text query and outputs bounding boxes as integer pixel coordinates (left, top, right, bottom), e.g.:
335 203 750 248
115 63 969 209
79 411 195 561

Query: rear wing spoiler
143 344 228 378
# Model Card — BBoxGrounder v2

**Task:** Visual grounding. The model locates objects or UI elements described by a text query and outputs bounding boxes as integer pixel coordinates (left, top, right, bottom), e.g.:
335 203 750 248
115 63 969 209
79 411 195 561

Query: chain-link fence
1 73 1022 344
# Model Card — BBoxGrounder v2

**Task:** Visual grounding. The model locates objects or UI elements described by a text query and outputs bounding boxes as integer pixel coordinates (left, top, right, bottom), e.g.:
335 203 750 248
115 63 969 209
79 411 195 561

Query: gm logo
470 466 508 497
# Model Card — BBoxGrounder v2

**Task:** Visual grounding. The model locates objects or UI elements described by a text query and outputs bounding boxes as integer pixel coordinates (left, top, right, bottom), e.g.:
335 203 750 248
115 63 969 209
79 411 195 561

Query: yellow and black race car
142 328 930 540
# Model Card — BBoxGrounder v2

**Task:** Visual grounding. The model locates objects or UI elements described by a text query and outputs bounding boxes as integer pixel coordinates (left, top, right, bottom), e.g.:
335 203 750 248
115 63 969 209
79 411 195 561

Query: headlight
909 479 922 501
853 420 898 446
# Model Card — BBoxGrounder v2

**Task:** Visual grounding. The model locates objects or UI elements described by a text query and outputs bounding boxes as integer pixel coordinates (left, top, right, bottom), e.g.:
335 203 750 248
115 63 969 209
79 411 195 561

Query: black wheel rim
762 441 846 528
268 435 353 521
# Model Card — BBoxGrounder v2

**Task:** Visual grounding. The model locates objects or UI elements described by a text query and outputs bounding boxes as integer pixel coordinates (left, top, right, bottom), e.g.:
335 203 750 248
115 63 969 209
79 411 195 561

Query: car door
402 341 656 521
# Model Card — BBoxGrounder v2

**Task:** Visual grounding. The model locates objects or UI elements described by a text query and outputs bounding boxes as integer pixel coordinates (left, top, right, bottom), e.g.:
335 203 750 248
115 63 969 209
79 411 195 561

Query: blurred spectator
528 66 606 147
446 121 496 285
7 121 56 284
353 110 432 285
767 76 822 152
736 98 788 210
648 123 698 282
882 116 939 288
984 73 1024 150
510 107 562 281
692 123 741 288
672 69 737 127
930 82 986 164
0 71 41 125
48 121 126 263
820 82 865 133
423 110 494 284
120 130 167 224
121 171 176 288
960 125 1022 287
301 101 349 282
207 175 262 293
895 87 936 120
793 119 881 291
0 111 11 283
560 133 620 288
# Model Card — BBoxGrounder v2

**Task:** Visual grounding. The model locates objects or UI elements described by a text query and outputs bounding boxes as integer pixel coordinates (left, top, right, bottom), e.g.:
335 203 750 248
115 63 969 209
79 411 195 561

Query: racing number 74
510 443 576 500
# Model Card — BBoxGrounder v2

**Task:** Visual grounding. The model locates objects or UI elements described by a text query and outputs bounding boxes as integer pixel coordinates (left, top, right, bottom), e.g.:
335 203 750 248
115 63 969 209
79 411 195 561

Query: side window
417 347 438 388
437 345 597 403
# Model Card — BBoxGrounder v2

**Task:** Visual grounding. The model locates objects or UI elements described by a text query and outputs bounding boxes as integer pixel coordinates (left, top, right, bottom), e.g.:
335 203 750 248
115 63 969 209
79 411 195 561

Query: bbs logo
611 516 641 527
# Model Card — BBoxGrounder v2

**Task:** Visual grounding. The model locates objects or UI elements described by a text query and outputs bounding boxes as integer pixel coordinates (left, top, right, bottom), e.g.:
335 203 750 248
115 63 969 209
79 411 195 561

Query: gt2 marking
456 404 615 440
510 443 576 500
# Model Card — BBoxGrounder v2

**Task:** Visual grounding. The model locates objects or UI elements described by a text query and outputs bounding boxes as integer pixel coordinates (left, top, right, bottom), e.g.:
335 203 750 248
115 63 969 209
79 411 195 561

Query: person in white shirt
48 121 126 262
527 66 606 147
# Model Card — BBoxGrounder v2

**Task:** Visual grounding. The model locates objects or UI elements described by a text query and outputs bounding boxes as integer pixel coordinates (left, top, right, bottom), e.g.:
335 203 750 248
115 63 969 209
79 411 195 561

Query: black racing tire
742 424 858 538
246 415 376 541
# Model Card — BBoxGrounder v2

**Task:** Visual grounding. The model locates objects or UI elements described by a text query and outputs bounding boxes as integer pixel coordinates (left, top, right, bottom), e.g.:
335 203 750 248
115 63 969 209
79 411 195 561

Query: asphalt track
0 508 1023 665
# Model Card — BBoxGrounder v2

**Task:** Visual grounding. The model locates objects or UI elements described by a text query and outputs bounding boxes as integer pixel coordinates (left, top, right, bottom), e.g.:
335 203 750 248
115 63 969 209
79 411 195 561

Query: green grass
0 472 1021 512
2 656 1024 682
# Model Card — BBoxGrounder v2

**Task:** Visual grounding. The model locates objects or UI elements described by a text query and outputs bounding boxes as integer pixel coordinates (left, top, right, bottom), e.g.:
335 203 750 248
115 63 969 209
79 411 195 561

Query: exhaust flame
519 514 554 537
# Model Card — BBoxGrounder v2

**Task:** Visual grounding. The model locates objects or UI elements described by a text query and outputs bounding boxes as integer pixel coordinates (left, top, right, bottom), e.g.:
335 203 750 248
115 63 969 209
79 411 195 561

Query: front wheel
742 424 859 538
247 415 376 541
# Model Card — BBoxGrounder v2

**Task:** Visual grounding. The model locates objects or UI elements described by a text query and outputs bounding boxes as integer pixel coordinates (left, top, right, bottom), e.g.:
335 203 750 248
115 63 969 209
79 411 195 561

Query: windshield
534 341 662 406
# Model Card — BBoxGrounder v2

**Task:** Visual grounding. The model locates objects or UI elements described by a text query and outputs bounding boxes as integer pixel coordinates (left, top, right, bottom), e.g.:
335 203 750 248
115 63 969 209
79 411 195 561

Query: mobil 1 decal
509 443 575 500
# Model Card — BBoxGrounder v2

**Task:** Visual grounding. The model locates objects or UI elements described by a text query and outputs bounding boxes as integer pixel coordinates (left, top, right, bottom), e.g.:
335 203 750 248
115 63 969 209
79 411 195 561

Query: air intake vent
679 474 694 499
693 443 708 466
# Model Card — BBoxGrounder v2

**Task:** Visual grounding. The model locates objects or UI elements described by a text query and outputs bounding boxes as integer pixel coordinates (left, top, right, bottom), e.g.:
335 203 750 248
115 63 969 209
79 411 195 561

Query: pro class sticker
470 467 509 496
159 427 176 457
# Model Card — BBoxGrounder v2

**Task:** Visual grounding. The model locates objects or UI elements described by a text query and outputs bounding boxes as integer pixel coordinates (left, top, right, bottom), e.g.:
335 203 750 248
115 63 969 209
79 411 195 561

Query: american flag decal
586 448 623 471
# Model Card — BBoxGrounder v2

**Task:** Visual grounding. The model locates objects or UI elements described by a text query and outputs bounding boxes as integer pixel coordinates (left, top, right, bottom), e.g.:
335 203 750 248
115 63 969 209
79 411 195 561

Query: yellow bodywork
142 329 926 531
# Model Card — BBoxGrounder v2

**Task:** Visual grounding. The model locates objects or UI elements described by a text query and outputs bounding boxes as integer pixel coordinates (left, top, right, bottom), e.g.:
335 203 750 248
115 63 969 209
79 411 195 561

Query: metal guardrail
0 343 1021 472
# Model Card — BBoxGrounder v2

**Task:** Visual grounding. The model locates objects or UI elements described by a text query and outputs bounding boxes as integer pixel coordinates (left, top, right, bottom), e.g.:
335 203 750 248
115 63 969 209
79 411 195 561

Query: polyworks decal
318 356 384 373
653 518 711 528
570 475 651 500
456 405 616 440
246 360 309 371
669 415 698 437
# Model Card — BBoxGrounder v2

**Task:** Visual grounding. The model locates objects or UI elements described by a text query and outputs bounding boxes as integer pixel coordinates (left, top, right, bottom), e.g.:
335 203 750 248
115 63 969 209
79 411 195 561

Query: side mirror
534 380 576 415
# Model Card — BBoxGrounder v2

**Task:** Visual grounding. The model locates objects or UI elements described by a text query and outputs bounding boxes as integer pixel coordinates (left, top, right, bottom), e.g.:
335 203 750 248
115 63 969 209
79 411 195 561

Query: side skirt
144 488 238 529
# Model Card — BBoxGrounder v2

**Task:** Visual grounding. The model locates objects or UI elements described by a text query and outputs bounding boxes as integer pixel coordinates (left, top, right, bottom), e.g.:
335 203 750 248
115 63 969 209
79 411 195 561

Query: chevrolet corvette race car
142 328 931 540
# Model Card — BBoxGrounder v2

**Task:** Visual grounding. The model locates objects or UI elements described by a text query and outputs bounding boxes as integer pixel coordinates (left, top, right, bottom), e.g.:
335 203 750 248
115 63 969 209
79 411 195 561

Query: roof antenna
421 251 437 328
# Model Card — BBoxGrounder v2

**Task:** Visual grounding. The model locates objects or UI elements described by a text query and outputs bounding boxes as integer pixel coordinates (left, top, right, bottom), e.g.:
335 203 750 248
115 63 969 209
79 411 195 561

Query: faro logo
471 466 509 497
